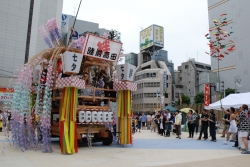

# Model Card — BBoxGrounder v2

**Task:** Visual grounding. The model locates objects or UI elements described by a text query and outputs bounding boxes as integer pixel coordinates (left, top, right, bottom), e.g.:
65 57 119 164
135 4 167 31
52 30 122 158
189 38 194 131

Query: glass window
151 82 154 87
152 73 156 77
165 93 168 98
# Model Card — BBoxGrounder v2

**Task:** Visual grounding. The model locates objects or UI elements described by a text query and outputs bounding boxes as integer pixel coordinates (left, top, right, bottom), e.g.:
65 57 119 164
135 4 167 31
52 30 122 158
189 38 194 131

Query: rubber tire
102 130 113 145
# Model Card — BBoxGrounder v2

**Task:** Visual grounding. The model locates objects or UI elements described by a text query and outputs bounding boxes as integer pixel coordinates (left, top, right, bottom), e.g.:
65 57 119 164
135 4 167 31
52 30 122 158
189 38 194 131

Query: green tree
176 94 190 105
194 91 204 104
225 87 235 96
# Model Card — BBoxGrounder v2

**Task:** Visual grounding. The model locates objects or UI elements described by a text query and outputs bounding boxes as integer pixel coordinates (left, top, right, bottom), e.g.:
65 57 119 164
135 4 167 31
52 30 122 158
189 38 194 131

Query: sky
63 0 210 69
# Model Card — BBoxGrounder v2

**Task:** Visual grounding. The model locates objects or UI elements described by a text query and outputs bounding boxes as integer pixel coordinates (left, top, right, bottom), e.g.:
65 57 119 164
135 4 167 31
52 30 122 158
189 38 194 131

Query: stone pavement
0 130 249 167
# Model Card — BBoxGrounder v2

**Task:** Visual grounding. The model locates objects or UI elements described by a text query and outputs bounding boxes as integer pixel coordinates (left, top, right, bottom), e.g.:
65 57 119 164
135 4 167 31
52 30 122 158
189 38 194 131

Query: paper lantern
78 110 85 123
97 112 103 122
108 112 113 122
61 51 83 75
116 63 136 81
85 111 91 123
102 111 109 123
91 111 98 123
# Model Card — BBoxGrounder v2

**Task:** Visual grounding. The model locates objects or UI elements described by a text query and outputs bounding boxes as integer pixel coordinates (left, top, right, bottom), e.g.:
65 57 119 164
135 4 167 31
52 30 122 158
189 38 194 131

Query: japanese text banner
82 34 123 62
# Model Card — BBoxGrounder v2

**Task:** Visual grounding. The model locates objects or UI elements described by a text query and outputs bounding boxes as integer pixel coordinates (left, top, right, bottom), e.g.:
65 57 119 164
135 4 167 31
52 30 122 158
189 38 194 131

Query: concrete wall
208 0 250 93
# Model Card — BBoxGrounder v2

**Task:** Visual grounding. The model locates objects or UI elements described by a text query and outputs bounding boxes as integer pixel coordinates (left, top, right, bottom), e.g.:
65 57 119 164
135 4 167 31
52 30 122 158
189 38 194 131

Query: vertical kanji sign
116 63 136 81
61 51 83 74
204 84 210 106
82 34 123 62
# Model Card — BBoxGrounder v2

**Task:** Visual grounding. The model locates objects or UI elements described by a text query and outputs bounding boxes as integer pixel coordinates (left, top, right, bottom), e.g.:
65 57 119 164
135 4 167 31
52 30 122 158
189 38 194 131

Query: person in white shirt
146 113 152 130
174 110 182 139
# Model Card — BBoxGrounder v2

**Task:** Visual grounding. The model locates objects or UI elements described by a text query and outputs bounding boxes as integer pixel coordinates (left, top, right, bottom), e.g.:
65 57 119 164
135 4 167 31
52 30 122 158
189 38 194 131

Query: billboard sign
163 71 167 91
204 84 210 106
140 25 164 51
82 34 123 62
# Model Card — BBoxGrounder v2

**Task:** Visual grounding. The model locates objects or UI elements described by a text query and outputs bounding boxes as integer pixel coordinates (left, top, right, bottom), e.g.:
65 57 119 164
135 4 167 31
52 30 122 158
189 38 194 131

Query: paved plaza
0 130 249 167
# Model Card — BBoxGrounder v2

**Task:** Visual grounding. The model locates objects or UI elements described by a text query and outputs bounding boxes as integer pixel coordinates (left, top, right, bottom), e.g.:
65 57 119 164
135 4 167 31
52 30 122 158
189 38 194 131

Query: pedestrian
159 113 164 136
146 113 152 130
221 110 230 138
136 114 141 132
222 107 237 145
187 110 195 138
236 104 250 154
141 113 146 130
208 110 217 142
193 110 200 135
197 109 209 140
165 109 171 137
0 110 3 132
174 110 182 139
232 108 240 148
152 113 157 132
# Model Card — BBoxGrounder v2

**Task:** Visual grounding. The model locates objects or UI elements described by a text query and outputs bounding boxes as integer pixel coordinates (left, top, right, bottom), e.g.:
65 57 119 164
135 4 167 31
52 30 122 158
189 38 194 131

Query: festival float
3 18 137 155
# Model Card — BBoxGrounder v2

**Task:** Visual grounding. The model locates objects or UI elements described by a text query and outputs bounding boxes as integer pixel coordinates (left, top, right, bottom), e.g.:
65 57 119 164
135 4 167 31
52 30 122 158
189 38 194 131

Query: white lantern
78 110 85 123
97 112 103 122
85 111 91 123
108 112 113 122
116 63 136 81
103 111 109 123
91 111 98 123
61 51 83 75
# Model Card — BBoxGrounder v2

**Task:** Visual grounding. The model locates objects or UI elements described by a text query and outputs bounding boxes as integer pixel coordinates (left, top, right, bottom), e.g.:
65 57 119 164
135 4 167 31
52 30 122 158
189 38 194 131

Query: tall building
208 0 250 93
0 0 63 87
133 51 172 113
174 59 211 103
151 50 174 83
124 52 138 67
61 14 109 45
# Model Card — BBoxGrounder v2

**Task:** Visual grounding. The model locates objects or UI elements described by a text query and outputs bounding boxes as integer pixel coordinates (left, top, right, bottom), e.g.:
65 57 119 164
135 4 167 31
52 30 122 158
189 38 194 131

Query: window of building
185 65 189 69
167 83 168 88
151 82 154 87
167 75 168 80
164 93 168 98
152 73 156 77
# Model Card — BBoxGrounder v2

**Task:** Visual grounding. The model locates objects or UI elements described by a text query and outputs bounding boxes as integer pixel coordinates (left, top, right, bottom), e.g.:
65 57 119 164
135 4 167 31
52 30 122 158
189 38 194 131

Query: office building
124 52 138 67
174 59 211 103
133 51 172 113
208 0 250 93
151 50 174 83
0 0 63 88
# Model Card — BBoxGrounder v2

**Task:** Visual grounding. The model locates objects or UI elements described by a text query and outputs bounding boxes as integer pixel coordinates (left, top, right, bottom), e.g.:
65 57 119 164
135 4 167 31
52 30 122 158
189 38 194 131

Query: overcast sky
63 0 210 69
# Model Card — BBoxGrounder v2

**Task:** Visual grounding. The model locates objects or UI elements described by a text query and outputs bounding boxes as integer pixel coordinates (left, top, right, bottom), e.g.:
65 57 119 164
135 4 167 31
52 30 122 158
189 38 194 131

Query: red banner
204 84 210 106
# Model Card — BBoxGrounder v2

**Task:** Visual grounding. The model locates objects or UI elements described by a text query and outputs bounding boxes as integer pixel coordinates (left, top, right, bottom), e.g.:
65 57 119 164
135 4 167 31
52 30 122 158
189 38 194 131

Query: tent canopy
163 105 177 112
205 92 250 110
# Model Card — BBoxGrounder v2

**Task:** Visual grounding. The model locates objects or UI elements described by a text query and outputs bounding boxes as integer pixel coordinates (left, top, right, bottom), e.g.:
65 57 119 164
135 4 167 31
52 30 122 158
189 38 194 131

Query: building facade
174 59 211 103
208 0 250 93
133 52 172 113
151 50 175 83
124 52 138 67
61 14 109 45
0 0 63 87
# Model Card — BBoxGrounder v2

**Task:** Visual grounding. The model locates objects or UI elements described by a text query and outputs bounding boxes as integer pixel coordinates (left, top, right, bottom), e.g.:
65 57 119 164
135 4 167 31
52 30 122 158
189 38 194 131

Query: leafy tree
194 91 204 104
108 29 124 54
176 94 190 105
225 87 235 96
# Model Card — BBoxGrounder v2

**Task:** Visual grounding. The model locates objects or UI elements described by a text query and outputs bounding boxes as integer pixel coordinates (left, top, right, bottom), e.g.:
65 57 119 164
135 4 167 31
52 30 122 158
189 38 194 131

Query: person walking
0 110 3 132
136 114 141 132
222 107 237 145
187 110 195 138
197 109 209 140
236 104 250 154
152 113 157 132
141 113 146 130
233 108 241 148
174 110 182 139
221 110 230 138
208 110 217 142
193 110 200 135
146 113 152 130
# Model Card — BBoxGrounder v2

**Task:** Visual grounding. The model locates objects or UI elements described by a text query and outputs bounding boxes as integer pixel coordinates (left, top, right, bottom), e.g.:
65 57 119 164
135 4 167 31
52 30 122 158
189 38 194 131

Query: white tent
205 92 250 110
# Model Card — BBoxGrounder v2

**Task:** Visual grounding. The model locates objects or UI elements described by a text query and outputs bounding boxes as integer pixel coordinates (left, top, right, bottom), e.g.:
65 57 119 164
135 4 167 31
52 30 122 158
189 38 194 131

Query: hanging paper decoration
205 14 235 107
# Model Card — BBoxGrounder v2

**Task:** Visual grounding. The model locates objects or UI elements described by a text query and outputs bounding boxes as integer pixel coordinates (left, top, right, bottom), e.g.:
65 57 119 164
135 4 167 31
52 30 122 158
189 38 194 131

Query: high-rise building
174 59 211 103
0 0 63 87
207 0 250 93
123 52 138 67
151 50 174 83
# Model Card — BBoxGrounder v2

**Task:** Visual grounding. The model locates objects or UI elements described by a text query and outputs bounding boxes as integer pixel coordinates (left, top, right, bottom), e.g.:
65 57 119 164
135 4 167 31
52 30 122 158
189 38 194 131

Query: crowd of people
132 104 250 154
